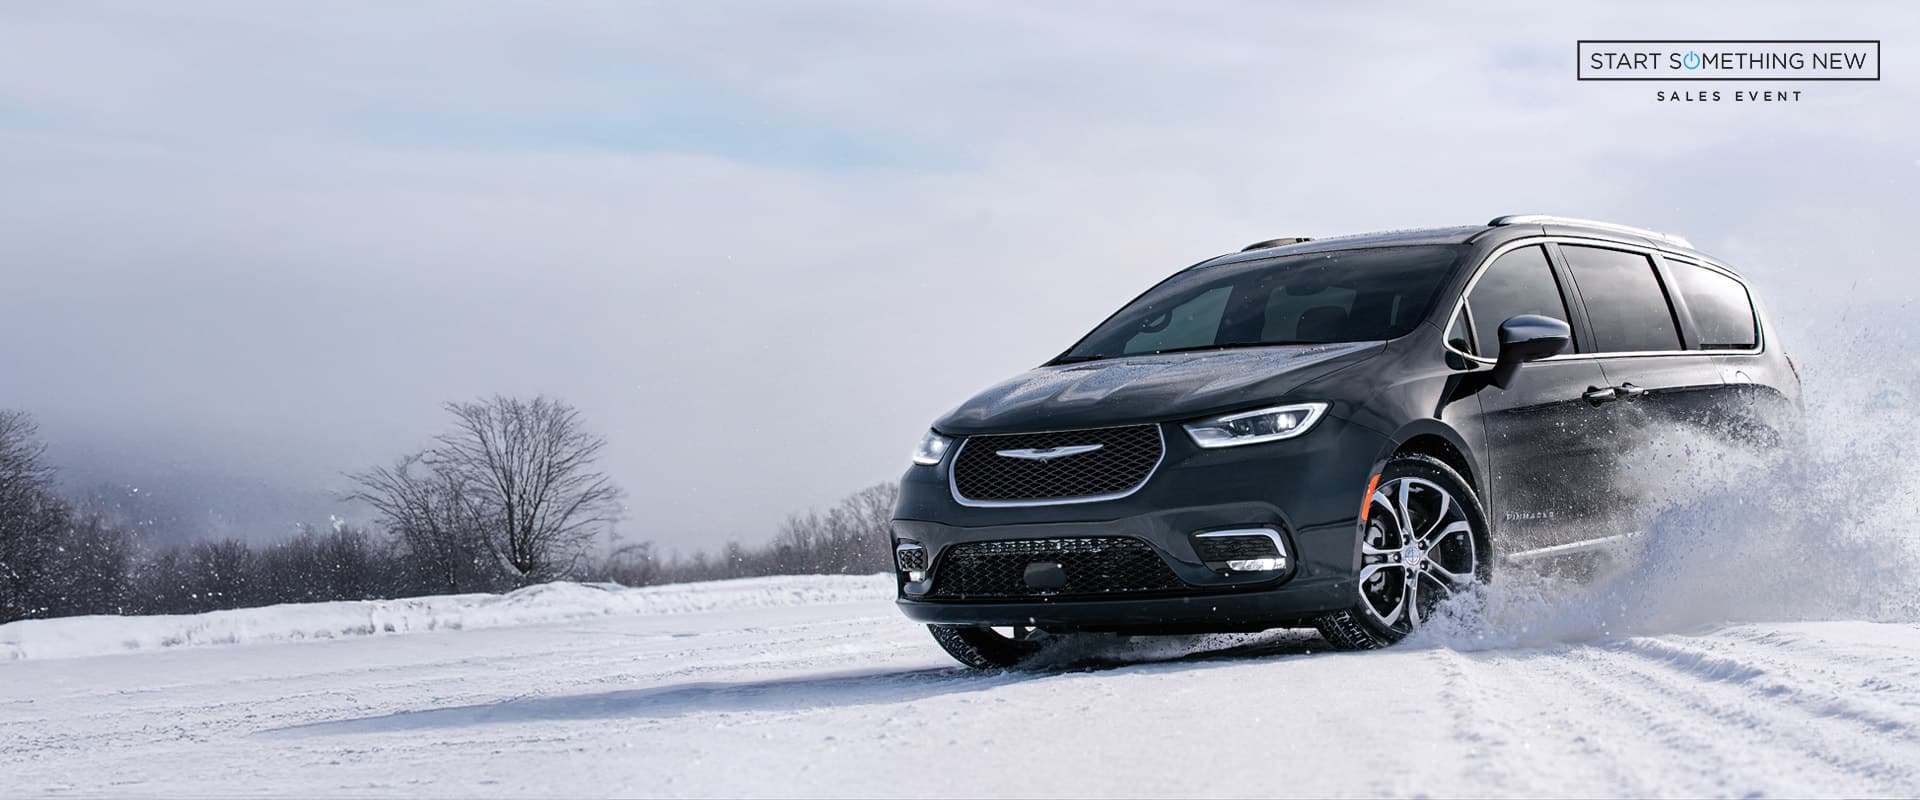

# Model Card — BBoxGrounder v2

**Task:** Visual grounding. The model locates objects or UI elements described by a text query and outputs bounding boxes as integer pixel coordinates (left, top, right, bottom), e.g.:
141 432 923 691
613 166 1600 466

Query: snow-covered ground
2 572 1918 798
6 362 1920 797
0 575 887 661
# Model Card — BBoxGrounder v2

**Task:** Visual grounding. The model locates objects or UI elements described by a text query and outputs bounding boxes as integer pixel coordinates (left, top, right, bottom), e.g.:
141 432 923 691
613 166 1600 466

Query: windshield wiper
1052 341 1322 365
1145 341 1316 356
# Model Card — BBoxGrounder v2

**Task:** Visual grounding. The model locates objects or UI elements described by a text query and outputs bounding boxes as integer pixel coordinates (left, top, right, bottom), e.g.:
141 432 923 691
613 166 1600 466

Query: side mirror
1490 314 1571 389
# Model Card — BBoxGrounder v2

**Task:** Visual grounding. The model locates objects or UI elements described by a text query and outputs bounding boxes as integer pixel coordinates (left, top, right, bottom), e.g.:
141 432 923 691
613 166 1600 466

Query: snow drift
0 574 895 661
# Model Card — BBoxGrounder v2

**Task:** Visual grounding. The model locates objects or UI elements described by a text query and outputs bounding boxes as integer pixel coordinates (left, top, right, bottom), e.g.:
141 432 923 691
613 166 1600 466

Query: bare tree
835 482 898 573
312 522 381 601
43 515 133 616
184 538 255 611
598 541 659 587
435 396 622 586
620 481 901 585
348 452 493 593
0 411 77 621
251 522 384 604
348 396 620 591
0 411 52 508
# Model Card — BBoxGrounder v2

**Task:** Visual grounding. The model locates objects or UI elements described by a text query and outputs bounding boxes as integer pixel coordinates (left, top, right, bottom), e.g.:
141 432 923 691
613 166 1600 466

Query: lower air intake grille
895 544 927 572
928 537 1185 599
1192 534 1281 563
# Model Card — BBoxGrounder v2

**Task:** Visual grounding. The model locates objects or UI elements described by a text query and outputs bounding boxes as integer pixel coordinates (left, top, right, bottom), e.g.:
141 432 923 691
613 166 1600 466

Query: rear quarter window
1669 261 1759 350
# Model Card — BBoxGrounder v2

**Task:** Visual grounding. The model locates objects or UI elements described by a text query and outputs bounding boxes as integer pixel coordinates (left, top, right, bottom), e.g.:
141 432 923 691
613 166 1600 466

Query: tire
1315 453 1491 650
928 624 1047 669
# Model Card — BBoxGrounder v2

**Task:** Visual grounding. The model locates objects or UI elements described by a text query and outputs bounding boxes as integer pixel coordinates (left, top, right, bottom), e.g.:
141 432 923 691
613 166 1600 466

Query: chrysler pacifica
893 215 1800 668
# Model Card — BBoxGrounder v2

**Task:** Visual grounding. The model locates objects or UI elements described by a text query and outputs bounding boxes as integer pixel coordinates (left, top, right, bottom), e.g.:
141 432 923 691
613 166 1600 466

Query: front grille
928 537 1185 599
951 424 1162 504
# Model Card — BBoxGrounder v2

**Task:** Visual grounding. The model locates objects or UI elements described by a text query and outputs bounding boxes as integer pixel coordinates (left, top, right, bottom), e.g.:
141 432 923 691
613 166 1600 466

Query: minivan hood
934 341 1382 435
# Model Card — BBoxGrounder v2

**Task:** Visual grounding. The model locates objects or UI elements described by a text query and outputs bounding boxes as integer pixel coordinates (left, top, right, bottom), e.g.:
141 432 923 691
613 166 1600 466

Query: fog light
1225 556 1285 571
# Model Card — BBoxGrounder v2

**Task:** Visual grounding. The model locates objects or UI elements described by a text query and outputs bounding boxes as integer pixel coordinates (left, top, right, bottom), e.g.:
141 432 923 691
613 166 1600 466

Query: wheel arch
1373 421 1483 501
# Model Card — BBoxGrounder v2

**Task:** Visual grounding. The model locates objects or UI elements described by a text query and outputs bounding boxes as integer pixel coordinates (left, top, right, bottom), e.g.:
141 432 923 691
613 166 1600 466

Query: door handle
1583 386 1621 404
1616 383 1647 398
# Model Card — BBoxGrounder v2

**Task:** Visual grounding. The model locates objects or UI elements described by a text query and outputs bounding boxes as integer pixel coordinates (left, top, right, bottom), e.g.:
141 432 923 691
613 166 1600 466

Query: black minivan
893 215 1800 668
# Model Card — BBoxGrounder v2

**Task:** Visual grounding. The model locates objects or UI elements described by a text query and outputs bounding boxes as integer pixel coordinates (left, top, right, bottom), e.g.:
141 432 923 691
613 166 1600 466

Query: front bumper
891 414 1388 632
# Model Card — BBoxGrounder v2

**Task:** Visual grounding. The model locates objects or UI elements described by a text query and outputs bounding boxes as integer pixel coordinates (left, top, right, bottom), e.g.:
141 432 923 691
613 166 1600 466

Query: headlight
1183 403 1328 448
911 430 953 465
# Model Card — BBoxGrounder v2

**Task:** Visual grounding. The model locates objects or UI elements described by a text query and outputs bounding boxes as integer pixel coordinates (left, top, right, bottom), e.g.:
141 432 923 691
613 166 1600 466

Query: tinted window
1465 245 1572 356
1261 285 1358 342
1669 262 1757 349
1122 286 1231 354
1063 245 1462 361
1561 245 1682 352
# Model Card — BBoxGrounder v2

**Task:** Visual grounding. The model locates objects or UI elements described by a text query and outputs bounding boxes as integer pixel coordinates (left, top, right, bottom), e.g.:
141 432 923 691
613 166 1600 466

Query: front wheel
928 624 1050 669
1315 453 1489 650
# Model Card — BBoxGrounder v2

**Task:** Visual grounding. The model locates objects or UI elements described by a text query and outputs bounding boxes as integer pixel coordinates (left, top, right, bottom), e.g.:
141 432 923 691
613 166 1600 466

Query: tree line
0 400 898 624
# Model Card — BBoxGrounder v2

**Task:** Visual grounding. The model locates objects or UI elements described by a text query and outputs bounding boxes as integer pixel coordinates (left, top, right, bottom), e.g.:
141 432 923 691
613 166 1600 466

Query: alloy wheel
1358 476 1479 630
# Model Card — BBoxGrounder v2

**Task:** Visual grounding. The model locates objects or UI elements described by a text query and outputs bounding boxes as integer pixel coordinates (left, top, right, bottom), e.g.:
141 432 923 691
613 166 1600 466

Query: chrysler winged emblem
995 443 1104 461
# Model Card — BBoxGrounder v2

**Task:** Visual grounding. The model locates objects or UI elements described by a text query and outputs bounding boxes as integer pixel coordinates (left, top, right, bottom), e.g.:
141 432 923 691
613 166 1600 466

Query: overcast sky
0 2 1914 552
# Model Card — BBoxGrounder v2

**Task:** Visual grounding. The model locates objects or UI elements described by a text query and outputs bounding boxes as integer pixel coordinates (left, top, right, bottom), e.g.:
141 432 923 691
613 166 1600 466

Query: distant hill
44 443 365 547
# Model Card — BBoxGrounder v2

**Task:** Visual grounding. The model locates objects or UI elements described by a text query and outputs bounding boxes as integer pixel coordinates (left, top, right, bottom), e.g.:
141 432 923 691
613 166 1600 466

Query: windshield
1059 245 1463 362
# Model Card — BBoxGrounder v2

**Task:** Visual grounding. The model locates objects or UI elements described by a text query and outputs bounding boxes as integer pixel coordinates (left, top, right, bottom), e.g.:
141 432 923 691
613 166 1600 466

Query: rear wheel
928 624 1049 669
1316 453 1488 650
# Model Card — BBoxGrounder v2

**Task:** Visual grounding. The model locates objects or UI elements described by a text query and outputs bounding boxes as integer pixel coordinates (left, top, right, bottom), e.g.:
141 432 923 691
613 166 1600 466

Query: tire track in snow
1567 643 1918 791
1620 636 1918 740
1520 647 1764 796
1437 647 1648 796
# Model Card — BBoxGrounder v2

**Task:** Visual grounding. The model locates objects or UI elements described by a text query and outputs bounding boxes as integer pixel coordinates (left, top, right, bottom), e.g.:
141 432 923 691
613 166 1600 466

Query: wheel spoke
1404 568 1423 627
1417 489 1452 545
1357 562 1403 585
1425 522 1475 585
1396 480 1416 545
1369 489 1399 536
1427 558 1474 586
1371 594 1404 627
1424 520 1471 557
1357 563 1406 627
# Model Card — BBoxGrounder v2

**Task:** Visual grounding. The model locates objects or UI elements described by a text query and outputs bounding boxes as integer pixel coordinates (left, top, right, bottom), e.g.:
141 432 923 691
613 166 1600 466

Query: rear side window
1465 245 1573 356
1561 245 1683 353
1669 262 1758 350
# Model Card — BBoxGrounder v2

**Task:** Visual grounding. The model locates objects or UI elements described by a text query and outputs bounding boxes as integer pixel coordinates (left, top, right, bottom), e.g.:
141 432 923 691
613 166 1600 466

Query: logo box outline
1576 40 1881 81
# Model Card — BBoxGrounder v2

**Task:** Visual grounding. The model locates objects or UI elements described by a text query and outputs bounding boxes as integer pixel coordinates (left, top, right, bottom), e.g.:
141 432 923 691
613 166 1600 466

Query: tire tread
928 624 1037 669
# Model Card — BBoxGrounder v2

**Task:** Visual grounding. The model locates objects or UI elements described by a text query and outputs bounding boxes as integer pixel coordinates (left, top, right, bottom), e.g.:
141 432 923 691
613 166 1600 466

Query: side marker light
1359 473 1381 522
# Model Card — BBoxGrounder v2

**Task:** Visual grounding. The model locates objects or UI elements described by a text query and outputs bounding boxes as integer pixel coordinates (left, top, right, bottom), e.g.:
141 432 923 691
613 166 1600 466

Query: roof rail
1241 236 1314 252
1487 215 1692 248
